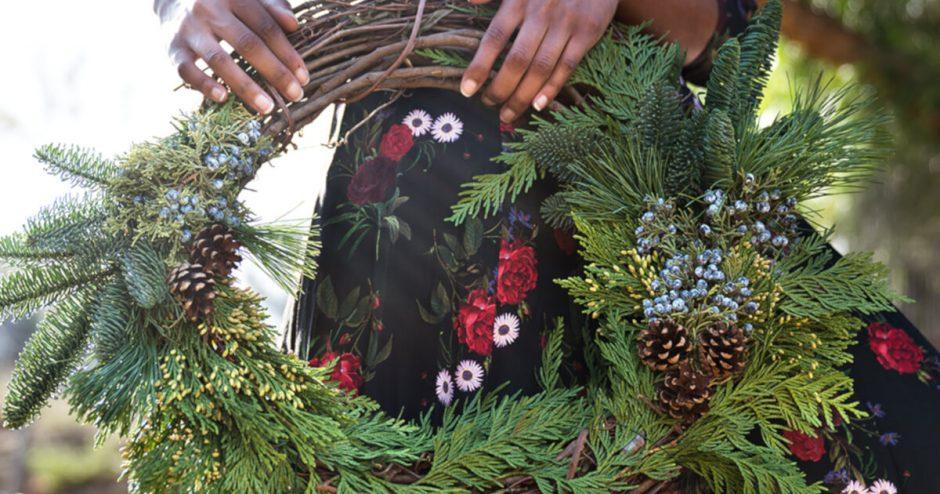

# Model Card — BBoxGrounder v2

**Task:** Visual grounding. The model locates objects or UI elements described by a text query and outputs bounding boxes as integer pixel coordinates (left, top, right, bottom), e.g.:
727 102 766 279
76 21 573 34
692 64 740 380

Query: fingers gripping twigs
164 0 307 114
460 0 618 123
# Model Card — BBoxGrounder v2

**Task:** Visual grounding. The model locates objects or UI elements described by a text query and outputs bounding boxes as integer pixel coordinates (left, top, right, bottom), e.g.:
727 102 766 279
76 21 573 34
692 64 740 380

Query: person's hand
156 0 308 114
460 0 619 123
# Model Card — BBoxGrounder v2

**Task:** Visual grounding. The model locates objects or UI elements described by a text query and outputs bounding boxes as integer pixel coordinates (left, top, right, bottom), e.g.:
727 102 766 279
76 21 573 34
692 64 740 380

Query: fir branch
705 39 740 113
2 289 95 428
34 143 118 189
735 0 782 120
122 240 170 309
0 232 77 266
540 193 574 230
702 109 736 187
23 194 109 254
0 261 116 321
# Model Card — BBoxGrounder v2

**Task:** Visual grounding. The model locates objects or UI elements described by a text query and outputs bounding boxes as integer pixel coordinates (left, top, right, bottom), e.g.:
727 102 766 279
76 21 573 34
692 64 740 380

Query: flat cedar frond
779 252 906 319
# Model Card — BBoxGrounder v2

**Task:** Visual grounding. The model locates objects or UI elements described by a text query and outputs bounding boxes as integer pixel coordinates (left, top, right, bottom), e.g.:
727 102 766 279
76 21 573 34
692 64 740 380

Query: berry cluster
701 174 800 253
635 197 677 254
642 248 755 329
202 120 270 181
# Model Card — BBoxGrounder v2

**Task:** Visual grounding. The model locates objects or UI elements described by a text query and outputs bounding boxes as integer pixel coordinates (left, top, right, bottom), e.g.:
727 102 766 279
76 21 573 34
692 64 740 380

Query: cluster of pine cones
637 319 748 421
167 224 242 322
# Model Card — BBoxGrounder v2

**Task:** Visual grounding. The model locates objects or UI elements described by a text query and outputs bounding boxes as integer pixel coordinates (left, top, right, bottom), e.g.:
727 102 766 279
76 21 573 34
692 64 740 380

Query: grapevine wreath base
0 1 904 492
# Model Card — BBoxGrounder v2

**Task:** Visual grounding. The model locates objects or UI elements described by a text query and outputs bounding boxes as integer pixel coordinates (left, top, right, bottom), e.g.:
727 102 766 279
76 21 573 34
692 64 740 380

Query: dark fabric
291 90 586 419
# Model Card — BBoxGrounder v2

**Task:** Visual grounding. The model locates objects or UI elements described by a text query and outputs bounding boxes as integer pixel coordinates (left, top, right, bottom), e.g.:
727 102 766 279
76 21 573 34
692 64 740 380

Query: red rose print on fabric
309 351 364 395
868 322 924 374
496 239 538 305
456 288 496 356
783 429 825 462
379 123 414 161
347 156 397 205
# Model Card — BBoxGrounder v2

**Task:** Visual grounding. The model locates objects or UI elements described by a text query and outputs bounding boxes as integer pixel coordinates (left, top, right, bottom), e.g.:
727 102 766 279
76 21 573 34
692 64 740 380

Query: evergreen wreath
0 1 905 492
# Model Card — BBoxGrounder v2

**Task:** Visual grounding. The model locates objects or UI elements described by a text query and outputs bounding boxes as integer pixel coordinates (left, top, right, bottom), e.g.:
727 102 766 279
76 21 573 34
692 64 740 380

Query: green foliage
706 39 741 113
22 195 109 256
779 251 905 319
735 0 782 119
702 109 737 187
537 318 566 391
34 143 118 189
3 289 95 428
122 241 170 309
448 147 540 224
0 261 115 321
540 192 574 230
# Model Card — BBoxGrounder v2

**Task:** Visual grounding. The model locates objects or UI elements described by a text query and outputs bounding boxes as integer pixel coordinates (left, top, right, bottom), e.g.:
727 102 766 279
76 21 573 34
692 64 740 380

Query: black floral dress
291 90 585 414
287 1 940 492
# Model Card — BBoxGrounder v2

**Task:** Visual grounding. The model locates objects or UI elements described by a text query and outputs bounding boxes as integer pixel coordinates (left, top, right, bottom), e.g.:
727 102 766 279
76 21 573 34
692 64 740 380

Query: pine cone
168 262 217 322
658 363 711 421
637 319 692 371
698 322 748 377
190 224 242 279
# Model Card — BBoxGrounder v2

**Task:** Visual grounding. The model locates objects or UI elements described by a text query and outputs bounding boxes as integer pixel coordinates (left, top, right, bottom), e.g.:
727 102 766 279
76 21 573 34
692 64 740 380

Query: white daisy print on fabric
454 359 484 392
431 112 463 143
434 369 455 406
841 480 866 494
402 109 432 137
867 479 897 494
493 313 520 348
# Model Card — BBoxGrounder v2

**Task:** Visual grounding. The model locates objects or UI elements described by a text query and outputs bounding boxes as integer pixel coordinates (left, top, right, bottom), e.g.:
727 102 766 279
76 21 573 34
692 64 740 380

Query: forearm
616 0 719 64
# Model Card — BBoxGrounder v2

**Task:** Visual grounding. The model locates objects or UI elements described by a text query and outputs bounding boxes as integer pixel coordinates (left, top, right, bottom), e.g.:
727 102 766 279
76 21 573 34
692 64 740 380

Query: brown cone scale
168 262 217 322
637 319 692 371
658 363 711 421
699 322 748 377
190 223 242 280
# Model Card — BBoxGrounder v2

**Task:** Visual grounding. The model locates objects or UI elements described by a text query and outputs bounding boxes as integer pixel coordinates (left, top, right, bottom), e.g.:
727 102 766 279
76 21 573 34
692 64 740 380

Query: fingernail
287 81 303 102
211 86 227 103
481 96 495 107
500 108 516 123
295 68 310 85
460 79 479 97
254 94 274 114
533 94 548 111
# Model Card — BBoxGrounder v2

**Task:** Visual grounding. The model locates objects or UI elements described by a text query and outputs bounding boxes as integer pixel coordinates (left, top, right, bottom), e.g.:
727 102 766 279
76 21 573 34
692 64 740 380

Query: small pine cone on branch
190 224 242 280
658 363 711 421
637 319 692 371
698 322 748 377
168 262 217 322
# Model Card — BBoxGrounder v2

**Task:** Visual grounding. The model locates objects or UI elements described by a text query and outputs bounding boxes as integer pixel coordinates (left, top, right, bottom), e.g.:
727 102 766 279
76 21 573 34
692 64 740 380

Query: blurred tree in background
764 0 940 346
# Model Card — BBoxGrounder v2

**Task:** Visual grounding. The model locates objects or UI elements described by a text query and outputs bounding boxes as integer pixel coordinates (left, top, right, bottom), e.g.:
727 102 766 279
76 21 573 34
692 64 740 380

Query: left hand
460 0 619 123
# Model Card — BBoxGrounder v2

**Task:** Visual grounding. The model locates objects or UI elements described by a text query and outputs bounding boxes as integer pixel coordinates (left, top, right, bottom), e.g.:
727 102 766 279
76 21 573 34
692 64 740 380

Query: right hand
157 0 309 114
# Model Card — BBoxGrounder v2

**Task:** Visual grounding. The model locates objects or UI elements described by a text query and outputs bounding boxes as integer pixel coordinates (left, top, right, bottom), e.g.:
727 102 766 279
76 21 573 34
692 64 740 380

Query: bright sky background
0 0 334 329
